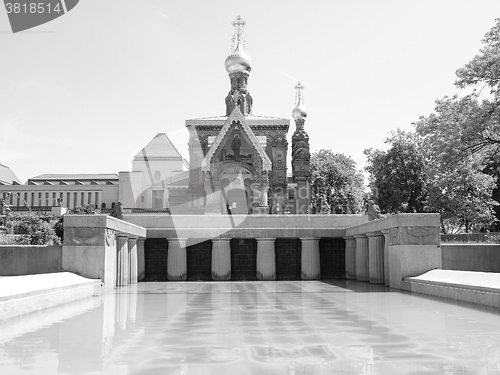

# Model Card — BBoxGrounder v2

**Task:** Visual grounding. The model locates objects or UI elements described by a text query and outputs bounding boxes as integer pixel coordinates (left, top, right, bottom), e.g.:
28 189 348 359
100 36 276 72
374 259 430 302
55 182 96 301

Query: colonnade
115 235 140 287
149 237 322 281
344 231 387 285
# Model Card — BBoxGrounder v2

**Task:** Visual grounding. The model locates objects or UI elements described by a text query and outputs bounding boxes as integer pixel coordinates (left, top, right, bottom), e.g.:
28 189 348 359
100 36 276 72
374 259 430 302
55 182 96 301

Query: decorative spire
292 82 307 122
225 16 252 74
231 15 247 51
225 16 253 116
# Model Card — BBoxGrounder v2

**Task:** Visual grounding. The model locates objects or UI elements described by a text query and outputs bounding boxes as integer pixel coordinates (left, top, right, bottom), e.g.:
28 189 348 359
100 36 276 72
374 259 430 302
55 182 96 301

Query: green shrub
10 214 62 245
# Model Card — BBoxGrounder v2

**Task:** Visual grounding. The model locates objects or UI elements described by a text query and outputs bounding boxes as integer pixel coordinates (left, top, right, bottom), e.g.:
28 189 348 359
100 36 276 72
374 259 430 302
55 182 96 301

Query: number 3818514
5 2 63 14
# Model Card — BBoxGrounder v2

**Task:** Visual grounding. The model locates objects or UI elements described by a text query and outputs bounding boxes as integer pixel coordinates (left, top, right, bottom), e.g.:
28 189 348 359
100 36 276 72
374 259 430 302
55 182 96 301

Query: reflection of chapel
185 16 311 215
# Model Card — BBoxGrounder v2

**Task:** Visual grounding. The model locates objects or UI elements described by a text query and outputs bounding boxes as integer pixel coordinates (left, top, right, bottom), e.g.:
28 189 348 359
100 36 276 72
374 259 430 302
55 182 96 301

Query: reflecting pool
1 281 500 374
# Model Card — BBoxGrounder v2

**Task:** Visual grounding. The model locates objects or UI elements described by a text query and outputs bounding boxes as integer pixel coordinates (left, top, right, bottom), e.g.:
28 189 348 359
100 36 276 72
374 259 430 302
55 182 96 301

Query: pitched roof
134 133 184 161
29 173 119 181
201 106 272 172
0 163 21 184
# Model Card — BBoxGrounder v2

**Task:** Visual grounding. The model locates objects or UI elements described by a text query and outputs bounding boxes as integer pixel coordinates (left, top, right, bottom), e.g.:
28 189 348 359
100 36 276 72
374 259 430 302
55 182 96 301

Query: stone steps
405 269 500 309
0 272 103 320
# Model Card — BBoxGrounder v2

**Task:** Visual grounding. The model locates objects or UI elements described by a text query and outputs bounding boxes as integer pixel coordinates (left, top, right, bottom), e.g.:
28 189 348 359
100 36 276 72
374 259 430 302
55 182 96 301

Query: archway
220 165 255 214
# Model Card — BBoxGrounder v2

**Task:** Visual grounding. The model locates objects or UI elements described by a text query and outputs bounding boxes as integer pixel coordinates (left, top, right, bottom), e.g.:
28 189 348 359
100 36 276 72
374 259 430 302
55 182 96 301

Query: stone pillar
301 237 320 280
381 230 390 287
211 238 231 280
167 238 187 281
367 232 384 284
128 237 138 284
116 235 129 287
354 234 369 282
136 238 146 282
344 236 356 280
256 238 276 280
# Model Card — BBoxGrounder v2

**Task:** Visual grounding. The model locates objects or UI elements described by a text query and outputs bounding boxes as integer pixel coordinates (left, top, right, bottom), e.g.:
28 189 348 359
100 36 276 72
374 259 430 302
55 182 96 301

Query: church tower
185 16 291 215
291 82 311 213
224 16 253 116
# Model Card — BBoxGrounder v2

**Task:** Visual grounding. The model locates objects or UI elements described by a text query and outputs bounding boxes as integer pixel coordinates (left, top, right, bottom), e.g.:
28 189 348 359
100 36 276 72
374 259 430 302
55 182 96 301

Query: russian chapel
186 16 311 215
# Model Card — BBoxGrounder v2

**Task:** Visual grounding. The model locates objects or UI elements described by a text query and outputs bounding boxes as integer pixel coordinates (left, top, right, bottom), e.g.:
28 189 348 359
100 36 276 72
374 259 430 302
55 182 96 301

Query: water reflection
0 281 499 374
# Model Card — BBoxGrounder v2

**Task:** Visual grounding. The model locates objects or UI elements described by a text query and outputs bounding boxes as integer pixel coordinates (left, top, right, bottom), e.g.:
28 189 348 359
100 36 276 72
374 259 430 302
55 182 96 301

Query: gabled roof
201 106 272 172
134 133 184 161
0 163 21 185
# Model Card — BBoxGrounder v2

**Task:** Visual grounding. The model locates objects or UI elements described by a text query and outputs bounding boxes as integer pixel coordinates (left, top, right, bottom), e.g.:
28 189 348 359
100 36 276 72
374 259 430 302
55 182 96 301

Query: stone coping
406 270 500 294
345 213 440 237
0 272 102 301
64 215 146 237
146 227 347 239
124 214 368 230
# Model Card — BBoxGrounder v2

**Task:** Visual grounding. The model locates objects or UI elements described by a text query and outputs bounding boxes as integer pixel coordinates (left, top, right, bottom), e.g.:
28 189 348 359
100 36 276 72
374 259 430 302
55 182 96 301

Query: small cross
232 15 246 37
295 82 304 96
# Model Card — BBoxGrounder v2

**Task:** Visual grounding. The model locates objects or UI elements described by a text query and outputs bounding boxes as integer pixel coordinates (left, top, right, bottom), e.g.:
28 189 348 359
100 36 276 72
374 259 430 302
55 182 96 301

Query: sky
1 0 500 183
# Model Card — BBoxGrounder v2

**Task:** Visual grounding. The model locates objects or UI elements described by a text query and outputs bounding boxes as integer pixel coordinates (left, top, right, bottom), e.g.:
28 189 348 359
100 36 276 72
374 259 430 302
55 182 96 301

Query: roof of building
134 133 184 161
28 173 119 181
0 163 21 185
186 115 290 126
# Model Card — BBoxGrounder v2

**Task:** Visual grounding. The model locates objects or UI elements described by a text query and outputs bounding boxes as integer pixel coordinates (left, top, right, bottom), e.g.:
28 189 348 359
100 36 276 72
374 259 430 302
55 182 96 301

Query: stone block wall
442 244 500 273
0 245 62 276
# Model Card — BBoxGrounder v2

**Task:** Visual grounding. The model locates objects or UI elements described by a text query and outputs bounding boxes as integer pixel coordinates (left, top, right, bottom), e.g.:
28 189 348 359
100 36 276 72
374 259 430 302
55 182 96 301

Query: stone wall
125 214 369 239
345 213 442 290
442 244 500 273
62 215 146 290
0 245 62 276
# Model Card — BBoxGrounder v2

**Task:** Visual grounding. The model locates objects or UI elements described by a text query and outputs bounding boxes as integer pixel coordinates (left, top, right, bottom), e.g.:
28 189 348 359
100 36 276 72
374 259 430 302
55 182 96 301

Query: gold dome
292 98 307 120
225 42 252 74
292 82 307 120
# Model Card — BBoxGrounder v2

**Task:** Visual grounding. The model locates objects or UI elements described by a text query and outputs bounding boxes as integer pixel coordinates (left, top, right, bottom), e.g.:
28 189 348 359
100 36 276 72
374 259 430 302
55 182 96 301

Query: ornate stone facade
185 16 300 215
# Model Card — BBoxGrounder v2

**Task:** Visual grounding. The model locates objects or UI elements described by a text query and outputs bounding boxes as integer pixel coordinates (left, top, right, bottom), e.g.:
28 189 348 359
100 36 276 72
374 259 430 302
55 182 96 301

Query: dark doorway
230 238 257 280
226 188 249 214
320 238 346 279
187 240 212 281
275 238 301 280
144 238 169 281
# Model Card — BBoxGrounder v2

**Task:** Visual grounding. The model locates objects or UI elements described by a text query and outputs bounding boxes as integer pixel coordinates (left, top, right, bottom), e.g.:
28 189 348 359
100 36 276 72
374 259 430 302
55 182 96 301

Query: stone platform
405 270 500 309
0 272 103 320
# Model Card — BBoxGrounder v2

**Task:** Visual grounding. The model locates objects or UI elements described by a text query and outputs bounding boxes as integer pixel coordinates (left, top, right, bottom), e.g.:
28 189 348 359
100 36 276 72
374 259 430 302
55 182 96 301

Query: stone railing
345 213 441 289
62 215 146 290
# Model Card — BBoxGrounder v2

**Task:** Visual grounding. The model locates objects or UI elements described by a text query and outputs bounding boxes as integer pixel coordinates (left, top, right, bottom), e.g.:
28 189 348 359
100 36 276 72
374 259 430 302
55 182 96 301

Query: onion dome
225 42 253 74
225 16 252 74
292 82 307 120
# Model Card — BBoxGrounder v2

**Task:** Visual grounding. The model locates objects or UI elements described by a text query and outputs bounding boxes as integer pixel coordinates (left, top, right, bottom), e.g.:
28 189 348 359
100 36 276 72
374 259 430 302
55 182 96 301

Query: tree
412 18 500 232
310 150 365 214
364 130 427 214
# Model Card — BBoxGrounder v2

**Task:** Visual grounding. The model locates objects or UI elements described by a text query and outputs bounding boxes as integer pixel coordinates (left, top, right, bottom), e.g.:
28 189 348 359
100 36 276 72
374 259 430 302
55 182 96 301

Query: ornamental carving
105 229 117 246
65 227 105 246
389 226 440 246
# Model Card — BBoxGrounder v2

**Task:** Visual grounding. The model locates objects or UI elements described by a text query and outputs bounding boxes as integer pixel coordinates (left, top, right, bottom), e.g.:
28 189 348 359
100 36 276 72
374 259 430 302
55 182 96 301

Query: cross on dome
232 15 246 39
295 82 304 103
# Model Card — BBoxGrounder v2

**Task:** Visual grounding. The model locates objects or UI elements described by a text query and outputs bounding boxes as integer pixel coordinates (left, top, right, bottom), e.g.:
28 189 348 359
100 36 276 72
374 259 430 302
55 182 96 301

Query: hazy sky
1 0 500 183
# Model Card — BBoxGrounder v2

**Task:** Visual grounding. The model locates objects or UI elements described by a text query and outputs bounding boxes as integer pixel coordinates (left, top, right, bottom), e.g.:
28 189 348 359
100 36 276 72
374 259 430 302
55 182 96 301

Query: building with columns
0 133 188 213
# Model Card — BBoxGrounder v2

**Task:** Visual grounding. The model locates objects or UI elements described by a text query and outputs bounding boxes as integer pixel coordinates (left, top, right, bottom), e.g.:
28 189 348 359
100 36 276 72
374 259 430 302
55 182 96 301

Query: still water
0 281 500 375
